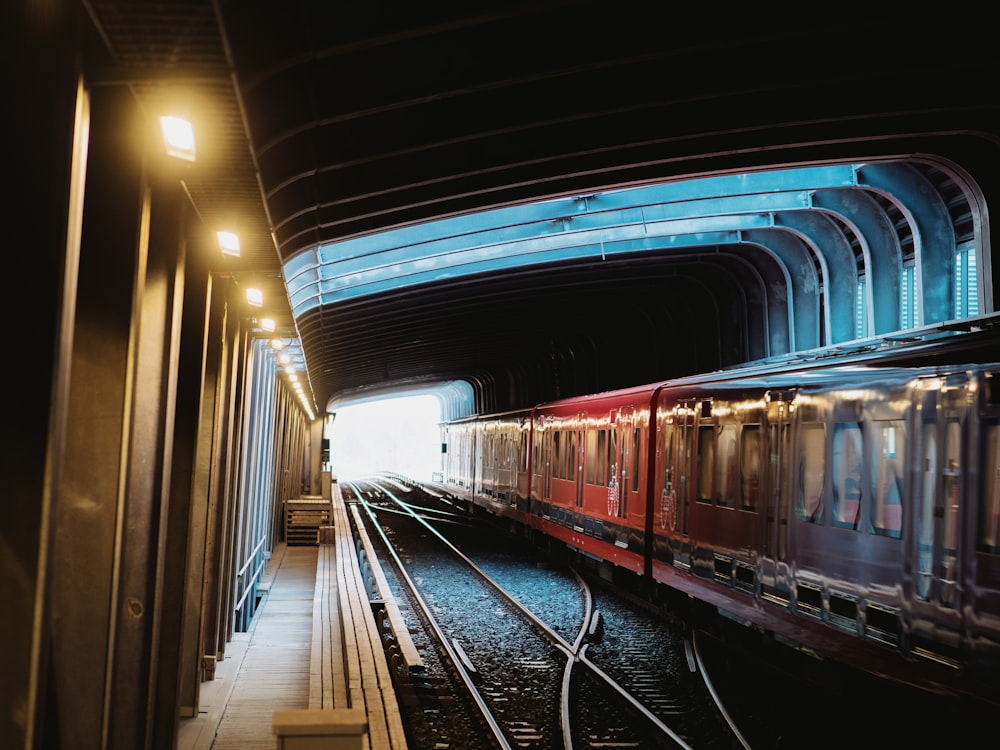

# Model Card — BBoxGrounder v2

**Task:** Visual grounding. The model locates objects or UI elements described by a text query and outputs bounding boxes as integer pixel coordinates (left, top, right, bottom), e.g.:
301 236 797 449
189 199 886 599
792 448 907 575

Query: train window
567 430 576 481
796 422 825 523
586 429 597 484
677 414 694 535
740 424 760 511
715 424 737 508
607 429 617 495
553 431 562 479
631 427 640 493
563 430 572 480
832 423 863 530
661 424 675 529
870 420 904 538
697 425 715 504
596 429 608 486
981 422 1000 554
520 432 529 472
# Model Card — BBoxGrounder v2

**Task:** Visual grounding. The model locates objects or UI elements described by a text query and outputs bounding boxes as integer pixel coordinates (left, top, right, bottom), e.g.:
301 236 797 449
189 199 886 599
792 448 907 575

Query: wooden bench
276 483 411 750
347 503 423 676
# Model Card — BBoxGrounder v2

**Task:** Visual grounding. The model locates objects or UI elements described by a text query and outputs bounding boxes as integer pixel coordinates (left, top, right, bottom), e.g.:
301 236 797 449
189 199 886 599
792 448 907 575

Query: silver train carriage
440 359 1000 704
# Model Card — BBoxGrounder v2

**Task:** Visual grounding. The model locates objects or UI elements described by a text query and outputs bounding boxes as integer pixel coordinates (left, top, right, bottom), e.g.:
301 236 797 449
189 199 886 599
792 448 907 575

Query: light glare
217 231 241 257
160 115 196 162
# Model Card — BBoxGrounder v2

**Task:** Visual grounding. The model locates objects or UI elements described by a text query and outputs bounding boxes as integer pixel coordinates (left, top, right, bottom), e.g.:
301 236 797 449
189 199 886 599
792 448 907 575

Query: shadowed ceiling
82 1 1000 415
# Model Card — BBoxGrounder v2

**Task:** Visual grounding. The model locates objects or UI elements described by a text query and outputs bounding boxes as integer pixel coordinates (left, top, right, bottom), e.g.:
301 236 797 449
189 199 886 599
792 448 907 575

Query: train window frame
553 430 562 480
740 423 761 512
796 422 826 524
831 422 863 531
916 420 938 600
596 429 608 486
586 428 597 485
631 425 641 494
606 427 617 492
869 420 904 539
715 423 738 508
660 421 675 529
697 424 715 505
567 429 576 482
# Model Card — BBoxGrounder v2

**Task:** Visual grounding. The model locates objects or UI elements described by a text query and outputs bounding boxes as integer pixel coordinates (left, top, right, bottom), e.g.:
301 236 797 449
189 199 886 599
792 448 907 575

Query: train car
528 385 657 577
441 354 1000 705
441 413 478 499
442 408 534 525
649 363 1000 701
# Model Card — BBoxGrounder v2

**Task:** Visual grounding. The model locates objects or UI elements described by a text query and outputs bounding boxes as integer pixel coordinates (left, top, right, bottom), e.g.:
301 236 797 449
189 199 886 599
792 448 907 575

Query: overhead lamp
270 339 285 349
278 353 291 365
217 231 241 257
246 287 263 307
159 115 196 162
260 317 276 332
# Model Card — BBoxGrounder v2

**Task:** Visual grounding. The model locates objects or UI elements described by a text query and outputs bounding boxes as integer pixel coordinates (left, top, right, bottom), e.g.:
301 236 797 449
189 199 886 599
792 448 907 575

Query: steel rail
348 481 512 750
370 478 700 749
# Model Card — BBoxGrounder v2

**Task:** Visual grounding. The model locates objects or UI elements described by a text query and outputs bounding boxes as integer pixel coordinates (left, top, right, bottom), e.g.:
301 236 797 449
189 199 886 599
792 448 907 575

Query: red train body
441 352 1000 705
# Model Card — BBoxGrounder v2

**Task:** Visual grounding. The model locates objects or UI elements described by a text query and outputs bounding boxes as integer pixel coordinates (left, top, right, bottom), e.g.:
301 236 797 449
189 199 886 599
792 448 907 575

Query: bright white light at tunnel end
326 394 443 482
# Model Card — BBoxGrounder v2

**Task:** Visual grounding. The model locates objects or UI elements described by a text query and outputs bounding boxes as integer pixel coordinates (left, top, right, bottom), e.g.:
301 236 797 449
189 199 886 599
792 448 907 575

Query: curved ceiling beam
742 230 819 351
774 210 858 345
711 250 785 360
813 187 902 335
698 254 767 361
858 162 956 324
283 164 876 318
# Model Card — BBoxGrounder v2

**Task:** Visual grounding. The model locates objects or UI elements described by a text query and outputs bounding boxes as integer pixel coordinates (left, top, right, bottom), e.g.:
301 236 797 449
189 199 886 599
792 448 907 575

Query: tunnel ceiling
83 1 1000 414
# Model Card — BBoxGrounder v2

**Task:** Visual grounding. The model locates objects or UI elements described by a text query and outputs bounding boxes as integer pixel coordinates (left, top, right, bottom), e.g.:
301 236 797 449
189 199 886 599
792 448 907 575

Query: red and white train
440 334 1000 705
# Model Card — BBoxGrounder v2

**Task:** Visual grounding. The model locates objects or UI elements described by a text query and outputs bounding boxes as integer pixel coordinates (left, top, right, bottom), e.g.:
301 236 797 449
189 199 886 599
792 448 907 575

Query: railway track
347 478 750 749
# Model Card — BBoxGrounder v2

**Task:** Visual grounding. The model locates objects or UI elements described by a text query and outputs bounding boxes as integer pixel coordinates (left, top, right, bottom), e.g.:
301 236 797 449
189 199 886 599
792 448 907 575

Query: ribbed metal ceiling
81 1 1000 416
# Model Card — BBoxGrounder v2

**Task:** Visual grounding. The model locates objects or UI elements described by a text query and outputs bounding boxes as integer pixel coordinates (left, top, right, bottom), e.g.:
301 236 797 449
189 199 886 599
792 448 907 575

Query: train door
472 423 489 499
575 412 586 509
609 407 634 520
910 374 970 660
760 390 794 604
483 423 496 501
671 399 696 569
542 421 553 501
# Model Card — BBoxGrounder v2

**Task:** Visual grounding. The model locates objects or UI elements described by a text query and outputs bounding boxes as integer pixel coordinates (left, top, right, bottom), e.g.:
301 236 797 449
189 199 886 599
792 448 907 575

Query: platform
177 483 410 749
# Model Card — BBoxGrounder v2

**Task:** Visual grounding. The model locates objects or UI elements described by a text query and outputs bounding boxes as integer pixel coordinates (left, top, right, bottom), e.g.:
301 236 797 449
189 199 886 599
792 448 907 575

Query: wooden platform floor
178 543 318 750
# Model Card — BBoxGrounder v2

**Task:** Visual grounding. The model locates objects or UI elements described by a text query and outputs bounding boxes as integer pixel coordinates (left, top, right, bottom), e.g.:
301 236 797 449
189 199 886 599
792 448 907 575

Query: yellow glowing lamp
217 231 241 257
160 115 196 162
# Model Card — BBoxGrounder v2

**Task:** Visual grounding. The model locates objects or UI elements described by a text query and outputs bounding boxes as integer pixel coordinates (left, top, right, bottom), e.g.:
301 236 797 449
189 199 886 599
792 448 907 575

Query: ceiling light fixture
217 230 240 257
159 115 196 162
